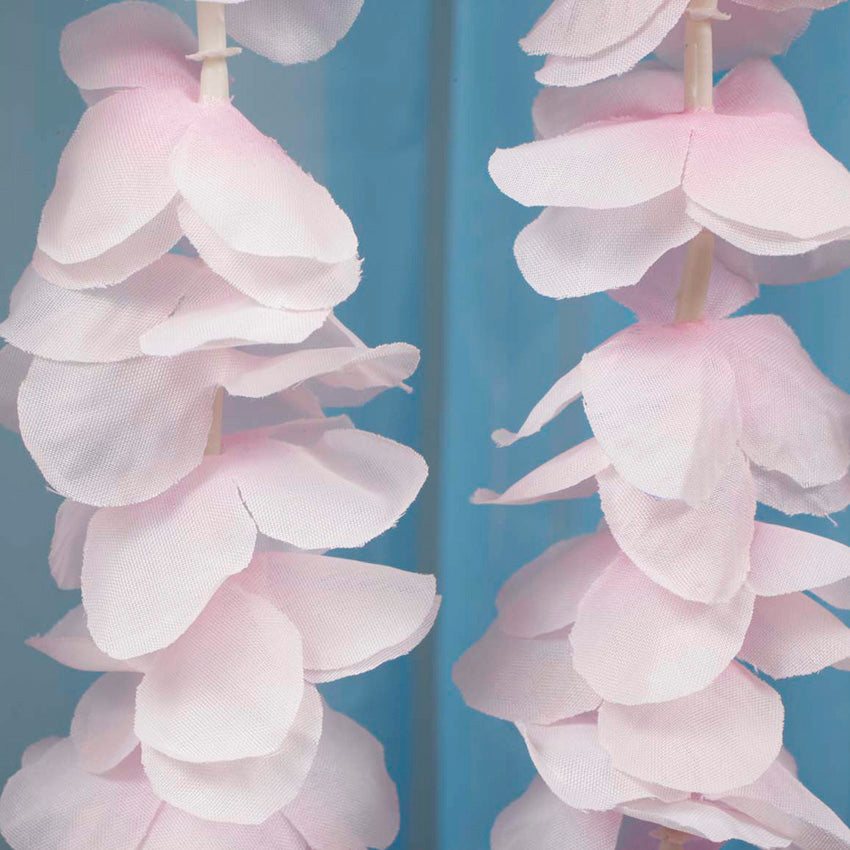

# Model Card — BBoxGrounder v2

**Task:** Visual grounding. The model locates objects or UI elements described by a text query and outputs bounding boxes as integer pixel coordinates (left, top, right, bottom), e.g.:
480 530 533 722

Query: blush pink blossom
492 61 850 301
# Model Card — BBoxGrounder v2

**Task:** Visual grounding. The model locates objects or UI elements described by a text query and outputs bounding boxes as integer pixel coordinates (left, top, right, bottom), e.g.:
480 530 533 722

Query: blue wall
0 2 848 849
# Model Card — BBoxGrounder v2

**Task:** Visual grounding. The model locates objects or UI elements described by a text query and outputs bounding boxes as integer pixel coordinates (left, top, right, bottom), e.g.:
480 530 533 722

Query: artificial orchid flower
492 60 850 300
197 0 365 65
493 758 850 850
0 255 419 506
0 703 399 844
37 2 360 305
523 0 841 88
475 314 850 602
28 550 438 821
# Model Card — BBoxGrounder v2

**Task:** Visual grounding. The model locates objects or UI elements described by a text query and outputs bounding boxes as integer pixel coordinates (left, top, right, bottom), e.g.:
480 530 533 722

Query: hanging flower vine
455 2 850 849
0 2 438 847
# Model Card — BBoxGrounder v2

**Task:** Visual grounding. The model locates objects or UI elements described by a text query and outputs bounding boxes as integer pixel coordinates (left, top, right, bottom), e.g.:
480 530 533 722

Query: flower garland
0 2 438 847
455 2 850 849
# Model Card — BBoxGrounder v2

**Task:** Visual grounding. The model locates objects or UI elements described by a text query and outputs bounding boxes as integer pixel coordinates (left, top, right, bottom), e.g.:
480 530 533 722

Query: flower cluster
455 1 850 848
0 2 437 848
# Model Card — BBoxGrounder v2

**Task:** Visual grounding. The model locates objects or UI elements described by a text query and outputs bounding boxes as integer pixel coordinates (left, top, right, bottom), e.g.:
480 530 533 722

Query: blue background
0 2 848 849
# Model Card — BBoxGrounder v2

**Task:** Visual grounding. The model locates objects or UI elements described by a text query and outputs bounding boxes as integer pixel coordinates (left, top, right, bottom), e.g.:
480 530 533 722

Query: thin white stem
674 0 721 323
196 2 230 102
196 0 229 455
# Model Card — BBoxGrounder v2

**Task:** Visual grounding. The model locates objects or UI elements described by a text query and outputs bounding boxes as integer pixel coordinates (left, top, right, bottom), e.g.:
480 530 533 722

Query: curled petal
61 1 199 97
225 0 364 65
0 346 32 433
27 605 136 673
739 592 850 678
716 315 850 489
492 363 581 446
48 501 95 590
598 452 755 603
514 193 699 301
473 439 608 506
497 531 620 638
241 551 436 677
598 663 784 794
582 322 741 503
83 460 257 659
37 87 193 267
747 522 850 596
172 104 357 265
71 673 142 774
135 583 304 763
0 740 160 850
520 717 675 811
232 425 427 550
489 116 692 210
711 58 808 123
492 777 623 850
283 705 400 850
814 577 850 610
571 556 754 704
143 685 322 825
178 201 361 311
453 624 600 724
753 466 850 517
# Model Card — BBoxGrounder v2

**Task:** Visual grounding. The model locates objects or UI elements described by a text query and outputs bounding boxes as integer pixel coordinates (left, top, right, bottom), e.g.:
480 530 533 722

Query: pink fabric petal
514 193 699 301
598 452 755 603
492 777 624 850
453 624 600 724
27 605 136 673
0 346 32 433
520 717 677 811
61 1 199 97
142 684 322 825
684 114 850 249
747 522 850 596
712 59 808 123
525 1 691 88
657 7 812 71
532 65 684 140
32 201 183 290
0 740 160 850
240 551 436 676
20 738 63 769
618 797 791 847
492 363 582 447
18 353 220 507
71 673 142 774
598 663 784 793
720 757 850 850
144 808 307 850
1 258 192 363
136 583 304 763
611 245 759 323
583 323 741 503
48 501 94 590
232 424 427 549
716 315 850 488
82 460 257 659
739 592 850 678
753 466 850 517
178 201 362 310
716 237 850 288
473 438 608 506
489 116 692 210
283 705 400 850
223 343 419 400
38 87 194 266
496 531 620 638
571 555 754 704
225 0 364 65
814 577 850 609
172 104 357 265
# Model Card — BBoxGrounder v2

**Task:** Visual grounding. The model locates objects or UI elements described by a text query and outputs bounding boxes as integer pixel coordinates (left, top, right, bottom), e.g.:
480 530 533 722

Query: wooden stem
197 1 229 456
674 0 720 323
